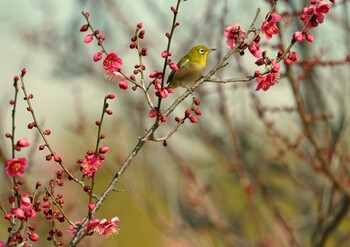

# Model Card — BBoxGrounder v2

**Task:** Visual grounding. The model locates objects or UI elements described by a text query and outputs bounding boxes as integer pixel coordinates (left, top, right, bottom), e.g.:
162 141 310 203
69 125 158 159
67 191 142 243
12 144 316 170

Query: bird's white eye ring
199 49 205 54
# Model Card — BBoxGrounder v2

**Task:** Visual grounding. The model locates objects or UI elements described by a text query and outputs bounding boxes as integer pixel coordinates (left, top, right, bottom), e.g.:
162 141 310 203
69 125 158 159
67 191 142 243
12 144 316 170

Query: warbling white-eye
167 45 216 89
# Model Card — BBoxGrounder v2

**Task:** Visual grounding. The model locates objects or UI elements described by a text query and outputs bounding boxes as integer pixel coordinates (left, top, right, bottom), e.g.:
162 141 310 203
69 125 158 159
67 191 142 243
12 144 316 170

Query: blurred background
1 0 350 246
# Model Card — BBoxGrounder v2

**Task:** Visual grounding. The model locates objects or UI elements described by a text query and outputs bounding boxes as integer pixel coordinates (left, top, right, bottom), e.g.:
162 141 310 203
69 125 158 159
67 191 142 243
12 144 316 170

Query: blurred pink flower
224 23 246 49
94 217 119 237
11 194 36 221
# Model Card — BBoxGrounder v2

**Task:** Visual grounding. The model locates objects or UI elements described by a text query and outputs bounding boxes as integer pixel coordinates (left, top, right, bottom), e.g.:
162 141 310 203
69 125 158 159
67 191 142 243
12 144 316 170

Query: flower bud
84 34 94 43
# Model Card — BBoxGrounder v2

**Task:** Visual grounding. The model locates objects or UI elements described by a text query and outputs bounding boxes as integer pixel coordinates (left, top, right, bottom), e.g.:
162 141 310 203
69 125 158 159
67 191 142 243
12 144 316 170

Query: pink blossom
95 217 119 237
11 194 36 221
103 52 123 73
104 71 124 82
248 43 262 58
301 2 328 28
16 138 30 148
84 34 94 43
119 80 128 90
256 62 280 91
79 153 104 178
11 208 25 219
261 12 281 39
293 31 304 42
21 194 32 210
6 157 27 177
224 23 246 49
316 0 330 14
86 219 100 231
0 240 5 247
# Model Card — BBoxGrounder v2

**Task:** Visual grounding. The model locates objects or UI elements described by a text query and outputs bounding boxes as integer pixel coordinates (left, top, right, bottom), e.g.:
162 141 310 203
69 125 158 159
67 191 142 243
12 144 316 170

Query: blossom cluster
224 0 333 91
68 217 119 238
293 0 331 42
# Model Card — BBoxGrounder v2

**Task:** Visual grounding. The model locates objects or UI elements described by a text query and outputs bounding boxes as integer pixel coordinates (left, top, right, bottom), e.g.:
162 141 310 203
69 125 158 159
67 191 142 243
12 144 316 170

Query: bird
167 45 216 89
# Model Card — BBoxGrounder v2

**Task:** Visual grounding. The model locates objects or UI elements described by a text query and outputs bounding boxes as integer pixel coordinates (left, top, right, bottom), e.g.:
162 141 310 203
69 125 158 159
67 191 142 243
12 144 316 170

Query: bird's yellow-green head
184 45 215 67
167 45 216 89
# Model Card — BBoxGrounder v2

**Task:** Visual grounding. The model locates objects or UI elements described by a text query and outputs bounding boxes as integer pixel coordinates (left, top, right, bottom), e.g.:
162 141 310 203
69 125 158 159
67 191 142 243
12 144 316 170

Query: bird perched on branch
167 45 216 89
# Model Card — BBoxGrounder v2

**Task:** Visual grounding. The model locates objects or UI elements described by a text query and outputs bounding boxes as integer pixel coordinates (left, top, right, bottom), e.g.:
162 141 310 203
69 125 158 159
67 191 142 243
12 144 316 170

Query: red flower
6 158 27 177
248 43 262 58
256 62 280 91
316 0 330 15
261 12 281 39
94 217 119 237
79 153 104 178
11 194 36 221
224 23 246 49
103 52 123 73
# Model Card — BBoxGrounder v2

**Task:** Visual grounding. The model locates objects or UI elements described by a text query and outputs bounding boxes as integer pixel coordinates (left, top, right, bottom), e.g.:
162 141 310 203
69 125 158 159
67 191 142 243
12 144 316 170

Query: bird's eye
199 49 205 54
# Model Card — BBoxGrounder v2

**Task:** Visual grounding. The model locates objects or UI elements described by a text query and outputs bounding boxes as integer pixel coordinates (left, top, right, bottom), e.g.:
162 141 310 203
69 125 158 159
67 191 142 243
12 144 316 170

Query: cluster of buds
5 193 41 245
149 108 168 122
80 12 106 62
175 97 202 124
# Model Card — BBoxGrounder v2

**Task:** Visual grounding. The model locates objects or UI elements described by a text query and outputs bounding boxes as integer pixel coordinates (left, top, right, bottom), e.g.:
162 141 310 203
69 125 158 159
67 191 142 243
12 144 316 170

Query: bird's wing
167 58 189 84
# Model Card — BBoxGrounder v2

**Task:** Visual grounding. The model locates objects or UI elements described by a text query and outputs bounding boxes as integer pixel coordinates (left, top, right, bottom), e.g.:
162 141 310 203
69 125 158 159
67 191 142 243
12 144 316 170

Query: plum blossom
248 43 262 58
6 157 27 177
224 23 246 49
300 1 329 28
11 194 36 221
103 52 123 73
256 62 280 91
68 217 119 238
261 12 281 39
90 217 119 237
78 152 104 178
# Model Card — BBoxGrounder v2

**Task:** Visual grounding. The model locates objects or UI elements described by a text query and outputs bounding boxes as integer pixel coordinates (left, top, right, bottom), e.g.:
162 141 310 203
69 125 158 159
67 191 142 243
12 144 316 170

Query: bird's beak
210 48 217 52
